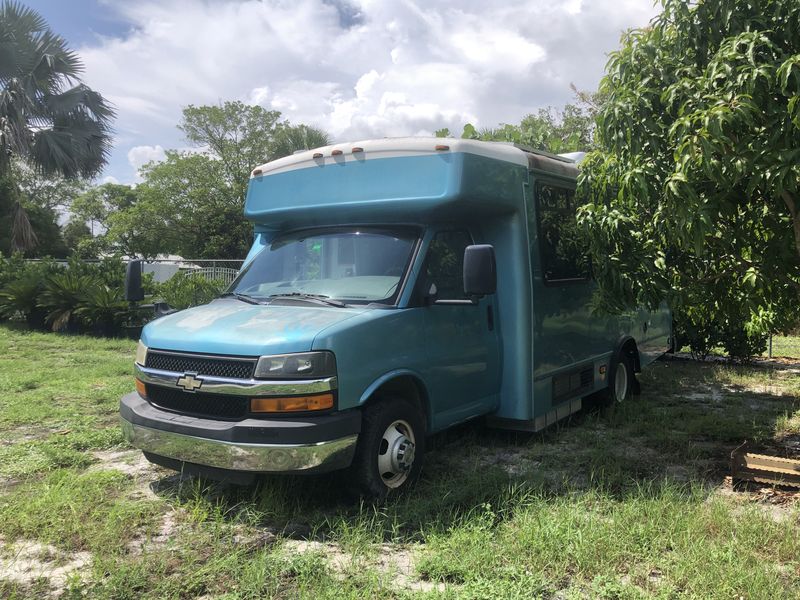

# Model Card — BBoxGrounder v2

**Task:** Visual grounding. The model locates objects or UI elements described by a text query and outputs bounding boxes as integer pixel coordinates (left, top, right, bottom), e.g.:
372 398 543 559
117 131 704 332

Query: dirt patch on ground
89 448 159 479
0 537 90 596
283 539 445 592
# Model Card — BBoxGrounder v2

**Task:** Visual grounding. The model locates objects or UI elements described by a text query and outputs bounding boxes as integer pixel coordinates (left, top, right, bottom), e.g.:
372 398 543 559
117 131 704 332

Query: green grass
1 325 799 598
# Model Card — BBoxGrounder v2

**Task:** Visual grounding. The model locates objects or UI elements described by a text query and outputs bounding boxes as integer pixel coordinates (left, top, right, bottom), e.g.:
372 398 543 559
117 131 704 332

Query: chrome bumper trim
134 363 337 396
121 417 358 473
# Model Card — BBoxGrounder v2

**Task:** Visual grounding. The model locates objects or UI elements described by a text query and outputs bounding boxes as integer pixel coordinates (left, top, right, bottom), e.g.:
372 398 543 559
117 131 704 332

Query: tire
609 352 634 403
349 398 425 500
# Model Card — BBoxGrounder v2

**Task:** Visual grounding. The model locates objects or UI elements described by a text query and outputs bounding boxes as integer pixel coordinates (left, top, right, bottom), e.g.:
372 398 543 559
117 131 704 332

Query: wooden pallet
731 442 800 488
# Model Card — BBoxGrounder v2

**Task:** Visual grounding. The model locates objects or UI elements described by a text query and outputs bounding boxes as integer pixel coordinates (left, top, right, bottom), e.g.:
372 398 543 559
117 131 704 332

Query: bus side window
536 184 590 283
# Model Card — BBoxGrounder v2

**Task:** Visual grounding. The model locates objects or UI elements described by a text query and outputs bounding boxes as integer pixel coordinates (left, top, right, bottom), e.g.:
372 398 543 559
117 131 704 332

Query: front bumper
120 392 360 473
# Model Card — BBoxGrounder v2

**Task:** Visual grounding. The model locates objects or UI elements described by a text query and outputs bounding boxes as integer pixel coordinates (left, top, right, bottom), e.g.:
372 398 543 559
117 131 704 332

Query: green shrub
75 284 130 336
674 305 770 363
0 259 60 329
0 257 134 336
156 270 226 310
718 321 769 363
674 314 718 361
0 253 26 289
38 271 94 332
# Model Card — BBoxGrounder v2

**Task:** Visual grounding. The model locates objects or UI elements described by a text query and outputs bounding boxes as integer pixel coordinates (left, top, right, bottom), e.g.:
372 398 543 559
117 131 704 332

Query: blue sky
22 0 660 185
25 0 128 46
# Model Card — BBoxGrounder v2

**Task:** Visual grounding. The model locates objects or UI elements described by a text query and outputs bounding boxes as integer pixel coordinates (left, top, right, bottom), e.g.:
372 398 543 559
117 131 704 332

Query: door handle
487 304 494 331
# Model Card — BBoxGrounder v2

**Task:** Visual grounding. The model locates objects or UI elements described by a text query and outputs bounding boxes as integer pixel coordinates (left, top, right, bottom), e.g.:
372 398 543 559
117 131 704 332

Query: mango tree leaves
578 0 800 333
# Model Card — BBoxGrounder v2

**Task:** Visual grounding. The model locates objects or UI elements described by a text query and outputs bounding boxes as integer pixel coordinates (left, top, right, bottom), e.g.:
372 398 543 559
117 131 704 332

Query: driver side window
425 230 471 300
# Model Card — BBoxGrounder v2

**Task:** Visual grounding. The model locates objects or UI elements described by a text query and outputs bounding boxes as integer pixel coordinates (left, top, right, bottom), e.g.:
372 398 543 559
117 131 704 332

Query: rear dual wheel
609 352 635 403
349 399 425 500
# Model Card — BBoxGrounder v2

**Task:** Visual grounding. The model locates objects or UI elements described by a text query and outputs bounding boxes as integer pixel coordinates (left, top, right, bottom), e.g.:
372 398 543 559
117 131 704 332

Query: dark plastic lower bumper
119 392 361 473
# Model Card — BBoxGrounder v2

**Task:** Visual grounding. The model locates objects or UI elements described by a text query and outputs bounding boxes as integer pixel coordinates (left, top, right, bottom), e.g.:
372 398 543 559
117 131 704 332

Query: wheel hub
391 436 415 472
378 419 417 488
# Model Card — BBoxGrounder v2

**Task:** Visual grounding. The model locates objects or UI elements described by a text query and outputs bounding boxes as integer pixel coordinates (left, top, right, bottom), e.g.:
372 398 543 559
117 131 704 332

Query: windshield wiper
267 293 348 308
219 292 265 305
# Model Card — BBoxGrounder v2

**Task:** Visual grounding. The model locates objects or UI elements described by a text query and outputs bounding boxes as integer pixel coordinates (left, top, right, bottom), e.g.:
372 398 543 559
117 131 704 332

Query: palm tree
0 1 114 251
272 124 331 159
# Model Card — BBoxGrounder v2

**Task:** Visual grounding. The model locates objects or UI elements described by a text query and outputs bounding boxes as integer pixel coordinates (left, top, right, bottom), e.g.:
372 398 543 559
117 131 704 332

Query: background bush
674 306 770 363
0 256 133 336
0 256 228 337
154 270 226 310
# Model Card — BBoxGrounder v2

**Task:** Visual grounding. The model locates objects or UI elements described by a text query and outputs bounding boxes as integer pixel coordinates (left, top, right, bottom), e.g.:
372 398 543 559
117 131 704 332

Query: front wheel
349 399 425 500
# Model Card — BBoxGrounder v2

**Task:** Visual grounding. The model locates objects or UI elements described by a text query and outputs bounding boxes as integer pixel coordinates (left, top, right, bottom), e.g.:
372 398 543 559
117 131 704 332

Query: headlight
135 341 148 366
254 351 336 379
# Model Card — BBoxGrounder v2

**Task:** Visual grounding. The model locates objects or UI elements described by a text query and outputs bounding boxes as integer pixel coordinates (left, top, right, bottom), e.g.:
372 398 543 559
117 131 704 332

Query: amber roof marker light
312 152 323 159
252 168 263 176
435 144 450 151
351 147 364 153
331 149 343 156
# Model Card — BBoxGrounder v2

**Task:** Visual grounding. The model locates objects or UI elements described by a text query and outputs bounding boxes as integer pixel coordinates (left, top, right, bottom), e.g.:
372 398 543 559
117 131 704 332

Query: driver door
419 229 501 430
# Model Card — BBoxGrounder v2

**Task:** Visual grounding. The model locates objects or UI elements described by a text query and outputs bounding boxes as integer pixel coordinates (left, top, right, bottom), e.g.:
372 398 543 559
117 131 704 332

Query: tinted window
425 230 471 300
535 184 590 282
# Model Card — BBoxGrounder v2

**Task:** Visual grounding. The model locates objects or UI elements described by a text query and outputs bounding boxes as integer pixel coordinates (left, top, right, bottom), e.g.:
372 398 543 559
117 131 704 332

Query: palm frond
0 0 113 179
11 200 37 251
272 124 331 159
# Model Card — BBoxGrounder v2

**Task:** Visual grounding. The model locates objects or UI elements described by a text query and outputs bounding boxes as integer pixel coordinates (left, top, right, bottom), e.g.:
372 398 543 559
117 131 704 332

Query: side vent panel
552 365 594 404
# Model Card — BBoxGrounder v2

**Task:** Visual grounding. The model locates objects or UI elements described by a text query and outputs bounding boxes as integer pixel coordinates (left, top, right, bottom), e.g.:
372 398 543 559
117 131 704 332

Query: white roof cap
250 137 530 178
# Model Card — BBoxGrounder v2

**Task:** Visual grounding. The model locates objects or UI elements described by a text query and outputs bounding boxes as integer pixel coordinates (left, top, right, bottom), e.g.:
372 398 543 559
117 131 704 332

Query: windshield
228 228 418 304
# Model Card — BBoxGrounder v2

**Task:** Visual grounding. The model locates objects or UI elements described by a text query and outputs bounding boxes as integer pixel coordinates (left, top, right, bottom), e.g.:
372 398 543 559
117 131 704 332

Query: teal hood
140 298 367 357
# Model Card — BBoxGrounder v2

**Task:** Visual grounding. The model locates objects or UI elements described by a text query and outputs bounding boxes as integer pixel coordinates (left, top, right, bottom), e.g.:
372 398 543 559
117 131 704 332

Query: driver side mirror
125 259 145 302
463 245 496 297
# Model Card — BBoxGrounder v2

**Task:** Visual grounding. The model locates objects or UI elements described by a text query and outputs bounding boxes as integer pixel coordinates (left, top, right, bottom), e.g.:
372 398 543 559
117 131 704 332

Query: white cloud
127 144 166 175
78 0 660 183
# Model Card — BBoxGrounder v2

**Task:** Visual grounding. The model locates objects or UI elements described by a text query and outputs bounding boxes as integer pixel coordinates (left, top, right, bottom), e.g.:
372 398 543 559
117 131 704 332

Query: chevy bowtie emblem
176 373 203 392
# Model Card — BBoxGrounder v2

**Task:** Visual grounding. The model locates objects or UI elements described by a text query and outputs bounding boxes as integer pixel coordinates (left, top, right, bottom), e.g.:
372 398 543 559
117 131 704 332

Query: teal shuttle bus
120 138 671 497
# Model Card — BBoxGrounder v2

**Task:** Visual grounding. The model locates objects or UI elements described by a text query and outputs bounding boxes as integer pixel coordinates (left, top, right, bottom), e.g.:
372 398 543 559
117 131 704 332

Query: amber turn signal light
250 393 334 413
135 378 148 399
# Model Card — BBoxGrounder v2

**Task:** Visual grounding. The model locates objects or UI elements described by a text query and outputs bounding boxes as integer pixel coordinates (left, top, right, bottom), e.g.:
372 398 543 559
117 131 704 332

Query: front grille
145 351 256 379
147 385 248 419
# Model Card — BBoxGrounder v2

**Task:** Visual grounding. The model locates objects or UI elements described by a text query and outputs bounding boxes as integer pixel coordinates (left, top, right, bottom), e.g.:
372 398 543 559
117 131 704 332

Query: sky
25 0 660 185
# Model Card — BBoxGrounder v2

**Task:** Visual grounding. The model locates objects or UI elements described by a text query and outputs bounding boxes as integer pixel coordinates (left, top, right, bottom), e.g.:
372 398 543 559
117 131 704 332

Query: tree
577 0 800 340
112 151 251 259
96 102 332 259
179 101 281 207
454 91 601 154
72 182 137 236
62 218 91 254
0 1 113 253
12 160 87 212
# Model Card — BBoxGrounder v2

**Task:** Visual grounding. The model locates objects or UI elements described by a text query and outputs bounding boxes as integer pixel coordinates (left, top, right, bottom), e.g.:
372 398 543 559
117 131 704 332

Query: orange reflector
331 149 343 156
599 365 607 374
135 378 147 399
351 147 364 153
435 144 450 151
251 393 334 413
252 168 263 176
313 152 323 158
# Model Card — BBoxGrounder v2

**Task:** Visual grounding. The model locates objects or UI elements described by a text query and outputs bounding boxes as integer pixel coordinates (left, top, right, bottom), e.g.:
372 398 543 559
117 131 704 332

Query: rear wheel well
364 376 429 432
619 338 641 373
